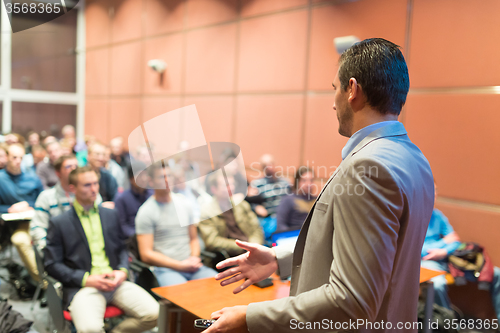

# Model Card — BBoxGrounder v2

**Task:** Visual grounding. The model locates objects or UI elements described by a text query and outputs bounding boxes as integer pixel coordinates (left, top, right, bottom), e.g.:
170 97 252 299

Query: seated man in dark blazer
44 166 158 333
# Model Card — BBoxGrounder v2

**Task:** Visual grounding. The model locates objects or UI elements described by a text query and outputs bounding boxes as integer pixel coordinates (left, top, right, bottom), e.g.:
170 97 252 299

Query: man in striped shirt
31 154 102 251
249 154 291 239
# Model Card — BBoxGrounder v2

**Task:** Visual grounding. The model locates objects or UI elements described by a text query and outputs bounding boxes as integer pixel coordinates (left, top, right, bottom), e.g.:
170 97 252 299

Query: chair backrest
136 266 161 300
126 234 141 261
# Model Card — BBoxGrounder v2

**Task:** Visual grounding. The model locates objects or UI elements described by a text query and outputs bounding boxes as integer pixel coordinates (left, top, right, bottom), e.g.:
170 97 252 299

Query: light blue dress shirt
341 121 400 160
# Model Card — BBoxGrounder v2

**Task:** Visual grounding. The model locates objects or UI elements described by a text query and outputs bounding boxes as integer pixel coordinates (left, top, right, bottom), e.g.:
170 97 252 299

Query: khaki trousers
68 281 159 333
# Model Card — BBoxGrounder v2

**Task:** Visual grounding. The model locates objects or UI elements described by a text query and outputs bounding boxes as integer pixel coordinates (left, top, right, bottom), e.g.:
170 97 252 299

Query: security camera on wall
148 59 167 73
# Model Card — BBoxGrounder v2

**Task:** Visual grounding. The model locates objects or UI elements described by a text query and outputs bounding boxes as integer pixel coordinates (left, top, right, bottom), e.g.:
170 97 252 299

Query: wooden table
152 268 445 333
420 266 445 283
152 276 289 332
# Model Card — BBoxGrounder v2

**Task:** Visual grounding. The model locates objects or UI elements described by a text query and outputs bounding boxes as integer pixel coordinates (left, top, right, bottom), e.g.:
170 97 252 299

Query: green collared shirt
73 200 126 286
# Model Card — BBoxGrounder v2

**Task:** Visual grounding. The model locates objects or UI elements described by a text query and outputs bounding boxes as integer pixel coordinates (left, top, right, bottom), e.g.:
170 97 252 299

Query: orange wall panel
238 10 308 92
183 96 234 143
86 48 109 96
405 94 500 206
185 24 237 93
144 0 185 36
85 99 110 143
110 42 142 95
111 0 143 43
409 0 500 88
436 201 500 267
86 0 111 48
234 95 303 170
186 0 238 29
240 0 307 17
143 34 184 94
142 97 182 123
308 0 408 91
109 98 143 141
302 94 347 179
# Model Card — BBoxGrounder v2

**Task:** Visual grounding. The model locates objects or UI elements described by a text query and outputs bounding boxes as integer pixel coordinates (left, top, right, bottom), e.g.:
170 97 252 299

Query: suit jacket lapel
292 157 350 266
70 207 91 258
291 122 408 267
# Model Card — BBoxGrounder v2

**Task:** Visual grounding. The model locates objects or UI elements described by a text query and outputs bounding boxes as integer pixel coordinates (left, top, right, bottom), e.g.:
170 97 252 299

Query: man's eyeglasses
64 164 78 170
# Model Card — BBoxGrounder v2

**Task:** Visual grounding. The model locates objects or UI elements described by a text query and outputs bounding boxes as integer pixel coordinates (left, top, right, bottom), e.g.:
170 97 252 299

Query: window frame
0 0 85 140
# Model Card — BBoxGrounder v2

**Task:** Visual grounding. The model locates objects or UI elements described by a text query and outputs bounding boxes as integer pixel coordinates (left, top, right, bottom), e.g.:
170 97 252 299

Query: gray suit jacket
247 122 434 332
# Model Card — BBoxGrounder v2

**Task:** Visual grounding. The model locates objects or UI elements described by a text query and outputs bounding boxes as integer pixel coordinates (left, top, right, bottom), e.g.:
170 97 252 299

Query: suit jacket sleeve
113 195 130 240
246 158 404 332
44 217 88 287
108 174 119 201
274 245 293 279
106 208 129 270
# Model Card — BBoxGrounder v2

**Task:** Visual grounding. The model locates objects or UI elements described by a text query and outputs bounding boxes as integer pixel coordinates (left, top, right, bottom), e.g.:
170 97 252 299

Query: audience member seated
60 138 75 156
31 155 101 251
0 143 44 281
21 144 46 173
206 149 247 197
248 154 291 238
61 124 86 153
421 185 500 320
9 155 80 285
134 145 153 165
110 136 130 169
4 133 24 146
26 131 40 155
114 161 152 241
31 145 47 169
105 146 127 191
135 163 217 286
87 142 118 205
36 141 62 189
199 173 264 257
42 135 57 147
0 143 8 169
276 166 316 232
172 166 211 223
21 132 44 172
44 166 159 332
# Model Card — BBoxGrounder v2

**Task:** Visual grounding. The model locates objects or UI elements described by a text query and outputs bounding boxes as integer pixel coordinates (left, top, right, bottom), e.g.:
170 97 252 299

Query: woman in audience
276 166 316 232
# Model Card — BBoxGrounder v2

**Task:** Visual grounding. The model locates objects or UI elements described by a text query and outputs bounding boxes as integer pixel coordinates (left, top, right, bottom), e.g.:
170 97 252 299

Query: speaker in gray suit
208 38 435 333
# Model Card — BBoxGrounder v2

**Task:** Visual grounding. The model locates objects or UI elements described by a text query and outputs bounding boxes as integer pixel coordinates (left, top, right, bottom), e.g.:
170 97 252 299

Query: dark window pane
11 102 76 138
11 9 77 92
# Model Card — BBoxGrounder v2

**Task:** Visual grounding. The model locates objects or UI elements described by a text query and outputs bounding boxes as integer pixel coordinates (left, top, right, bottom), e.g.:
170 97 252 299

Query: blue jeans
154 265 217 287
421 260 500 320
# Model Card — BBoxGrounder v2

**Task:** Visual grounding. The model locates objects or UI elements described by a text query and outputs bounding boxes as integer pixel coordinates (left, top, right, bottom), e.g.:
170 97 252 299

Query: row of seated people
422 184 500 320
0 127 130 193
38 160 500 328
0 144 316 331
6 129 497 326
